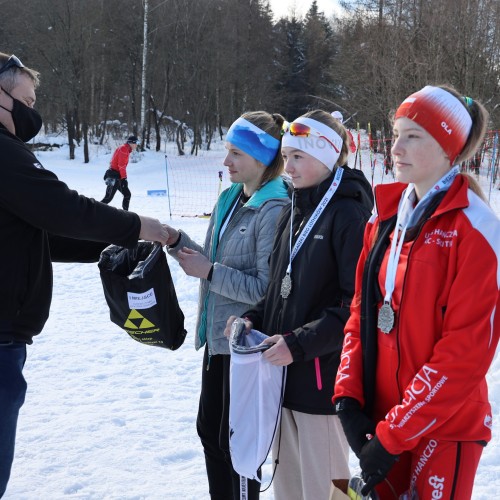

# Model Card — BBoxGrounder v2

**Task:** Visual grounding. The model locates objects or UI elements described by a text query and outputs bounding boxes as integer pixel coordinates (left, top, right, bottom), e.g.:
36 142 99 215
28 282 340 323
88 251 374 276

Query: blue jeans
0 342 27 498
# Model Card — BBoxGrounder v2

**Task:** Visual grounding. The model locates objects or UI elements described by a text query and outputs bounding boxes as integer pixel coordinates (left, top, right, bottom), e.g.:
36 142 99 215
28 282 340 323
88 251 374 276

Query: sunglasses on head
281 120 340 153
0 55 25 76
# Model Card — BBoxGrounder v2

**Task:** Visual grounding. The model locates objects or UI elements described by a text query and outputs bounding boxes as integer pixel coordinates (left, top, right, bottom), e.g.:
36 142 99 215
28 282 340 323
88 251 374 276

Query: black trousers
101 178 131 211
197 347 261 500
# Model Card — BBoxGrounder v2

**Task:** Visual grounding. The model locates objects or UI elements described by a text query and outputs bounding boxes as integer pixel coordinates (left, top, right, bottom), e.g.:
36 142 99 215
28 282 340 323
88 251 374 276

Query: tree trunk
83 122 89 163
176 124 185 155
66 109 75 160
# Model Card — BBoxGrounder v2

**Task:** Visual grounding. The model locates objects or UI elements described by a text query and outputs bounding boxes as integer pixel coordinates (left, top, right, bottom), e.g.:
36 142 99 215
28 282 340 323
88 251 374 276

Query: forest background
3 0 500 160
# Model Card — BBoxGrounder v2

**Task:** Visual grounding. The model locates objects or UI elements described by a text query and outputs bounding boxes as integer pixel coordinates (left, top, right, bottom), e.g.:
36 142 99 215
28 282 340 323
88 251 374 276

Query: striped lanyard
286 167 344 276
383 166 459 306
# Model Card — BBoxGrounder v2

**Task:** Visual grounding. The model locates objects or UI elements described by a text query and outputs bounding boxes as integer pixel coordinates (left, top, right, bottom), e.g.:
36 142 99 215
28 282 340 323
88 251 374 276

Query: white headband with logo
281 117 343 171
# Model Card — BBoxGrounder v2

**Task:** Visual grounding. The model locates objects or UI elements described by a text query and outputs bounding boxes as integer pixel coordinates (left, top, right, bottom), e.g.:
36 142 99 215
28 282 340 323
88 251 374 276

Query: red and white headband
395 86 473 164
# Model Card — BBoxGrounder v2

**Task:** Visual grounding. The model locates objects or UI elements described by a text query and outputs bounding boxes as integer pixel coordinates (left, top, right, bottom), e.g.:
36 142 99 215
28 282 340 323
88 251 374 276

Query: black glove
120 178 128 189
359 435 399 496
335 397 377 457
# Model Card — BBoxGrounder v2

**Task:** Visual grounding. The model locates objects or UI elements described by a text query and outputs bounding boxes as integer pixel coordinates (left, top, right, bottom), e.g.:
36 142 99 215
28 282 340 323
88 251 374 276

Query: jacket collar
220 177 289 212
374 174 470 221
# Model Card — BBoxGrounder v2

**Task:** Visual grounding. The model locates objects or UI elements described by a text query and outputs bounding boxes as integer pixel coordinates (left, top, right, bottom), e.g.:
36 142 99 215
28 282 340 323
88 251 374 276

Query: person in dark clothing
101 135 139 210
0 52 168 498
226 110 373 500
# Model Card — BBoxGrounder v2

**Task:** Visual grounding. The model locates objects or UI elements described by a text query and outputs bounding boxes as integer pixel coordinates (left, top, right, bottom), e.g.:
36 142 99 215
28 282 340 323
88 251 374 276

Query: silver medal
280 273 292 299
378 302 395 334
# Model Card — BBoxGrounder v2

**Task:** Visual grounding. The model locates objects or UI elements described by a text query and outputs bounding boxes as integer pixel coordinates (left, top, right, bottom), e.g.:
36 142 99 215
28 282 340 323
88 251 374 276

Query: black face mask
0 87 42 142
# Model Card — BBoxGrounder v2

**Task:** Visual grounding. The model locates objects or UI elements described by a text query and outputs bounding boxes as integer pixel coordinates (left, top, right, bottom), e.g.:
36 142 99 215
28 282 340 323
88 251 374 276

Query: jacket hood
337 166 374 212
246 176 289 207
219 176 289 213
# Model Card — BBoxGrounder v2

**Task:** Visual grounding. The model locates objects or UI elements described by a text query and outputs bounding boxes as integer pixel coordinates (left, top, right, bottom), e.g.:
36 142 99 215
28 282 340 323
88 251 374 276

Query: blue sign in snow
147 189 167 196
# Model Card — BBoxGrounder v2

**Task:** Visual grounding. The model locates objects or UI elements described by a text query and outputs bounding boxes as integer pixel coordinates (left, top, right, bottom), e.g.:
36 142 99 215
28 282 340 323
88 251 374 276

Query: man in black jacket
0 52 169 497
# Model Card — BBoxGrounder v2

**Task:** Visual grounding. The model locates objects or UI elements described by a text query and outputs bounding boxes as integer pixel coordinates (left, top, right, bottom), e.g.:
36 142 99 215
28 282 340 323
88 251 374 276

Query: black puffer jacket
244 167 373 414
0 126 141 343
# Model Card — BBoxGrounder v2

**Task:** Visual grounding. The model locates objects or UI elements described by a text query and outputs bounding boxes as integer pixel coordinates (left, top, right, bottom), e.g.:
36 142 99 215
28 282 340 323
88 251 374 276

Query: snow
4 135 500 499
268 0 341 20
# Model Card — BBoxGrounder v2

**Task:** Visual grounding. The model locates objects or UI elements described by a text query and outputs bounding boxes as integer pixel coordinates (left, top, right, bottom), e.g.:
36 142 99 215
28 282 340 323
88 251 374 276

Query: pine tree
273 16 308 118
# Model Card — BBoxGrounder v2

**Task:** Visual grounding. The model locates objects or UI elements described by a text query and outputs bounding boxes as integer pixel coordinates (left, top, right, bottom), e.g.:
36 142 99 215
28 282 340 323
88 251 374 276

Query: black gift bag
98 242 187 350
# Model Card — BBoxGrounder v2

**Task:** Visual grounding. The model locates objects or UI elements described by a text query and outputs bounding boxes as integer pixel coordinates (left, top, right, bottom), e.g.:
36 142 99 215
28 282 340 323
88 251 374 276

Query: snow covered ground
4 135 500 499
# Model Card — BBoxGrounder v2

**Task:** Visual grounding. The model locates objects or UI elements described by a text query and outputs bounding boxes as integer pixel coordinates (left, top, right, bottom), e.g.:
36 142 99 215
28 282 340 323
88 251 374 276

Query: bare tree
2 0 499 158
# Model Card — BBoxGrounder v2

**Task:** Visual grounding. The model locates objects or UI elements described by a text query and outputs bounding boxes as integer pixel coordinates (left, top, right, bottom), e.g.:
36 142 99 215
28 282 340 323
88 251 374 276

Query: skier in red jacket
334 85 500 499
101 135 139 210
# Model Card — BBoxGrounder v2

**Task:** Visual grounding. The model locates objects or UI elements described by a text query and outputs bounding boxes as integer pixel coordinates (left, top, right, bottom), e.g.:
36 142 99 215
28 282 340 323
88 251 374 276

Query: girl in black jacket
228 110 373 499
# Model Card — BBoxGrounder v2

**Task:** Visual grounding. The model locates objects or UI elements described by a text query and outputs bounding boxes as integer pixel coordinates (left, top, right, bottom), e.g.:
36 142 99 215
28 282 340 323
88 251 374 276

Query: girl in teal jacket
166 111 290 499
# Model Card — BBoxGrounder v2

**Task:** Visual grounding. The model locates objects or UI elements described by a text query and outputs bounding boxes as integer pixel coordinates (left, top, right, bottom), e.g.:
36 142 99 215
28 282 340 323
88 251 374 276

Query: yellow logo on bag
124 309 156 329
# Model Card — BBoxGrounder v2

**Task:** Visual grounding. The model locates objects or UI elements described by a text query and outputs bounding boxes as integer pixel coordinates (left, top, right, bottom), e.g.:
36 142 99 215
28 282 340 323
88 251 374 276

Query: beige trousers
271 408 350 500
329 485 351 500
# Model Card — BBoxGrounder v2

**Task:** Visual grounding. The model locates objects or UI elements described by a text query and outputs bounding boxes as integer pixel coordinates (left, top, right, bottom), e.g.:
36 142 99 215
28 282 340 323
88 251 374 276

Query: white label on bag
127 288 157 310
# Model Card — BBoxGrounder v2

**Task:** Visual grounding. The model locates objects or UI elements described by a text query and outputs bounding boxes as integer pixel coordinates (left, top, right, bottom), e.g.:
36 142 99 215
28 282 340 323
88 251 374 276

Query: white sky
268 0 342 20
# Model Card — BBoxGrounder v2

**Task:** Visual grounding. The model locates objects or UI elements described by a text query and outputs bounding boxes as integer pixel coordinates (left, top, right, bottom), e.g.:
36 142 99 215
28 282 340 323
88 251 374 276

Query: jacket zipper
205 203 249 369
395 217 432 399
314 357 322 390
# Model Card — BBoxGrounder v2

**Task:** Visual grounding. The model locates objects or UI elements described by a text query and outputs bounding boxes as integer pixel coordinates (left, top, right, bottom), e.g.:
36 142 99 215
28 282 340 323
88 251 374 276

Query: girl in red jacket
334 85 500 499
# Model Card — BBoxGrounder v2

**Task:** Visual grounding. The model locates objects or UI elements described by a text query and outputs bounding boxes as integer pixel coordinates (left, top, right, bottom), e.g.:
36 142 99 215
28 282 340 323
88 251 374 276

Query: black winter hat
127 135 139 144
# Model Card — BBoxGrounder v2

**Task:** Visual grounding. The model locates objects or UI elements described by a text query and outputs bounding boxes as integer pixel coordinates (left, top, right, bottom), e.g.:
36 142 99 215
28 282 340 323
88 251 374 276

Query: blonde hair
301 109 350 168
0 52 40 91
242 111 285 186
461 172 487 203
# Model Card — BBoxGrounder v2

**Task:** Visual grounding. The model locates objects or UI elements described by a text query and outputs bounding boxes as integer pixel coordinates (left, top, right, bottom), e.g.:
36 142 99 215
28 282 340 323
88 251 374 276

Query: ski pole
353 122 359 169
368 122 374 187
488 132 498 203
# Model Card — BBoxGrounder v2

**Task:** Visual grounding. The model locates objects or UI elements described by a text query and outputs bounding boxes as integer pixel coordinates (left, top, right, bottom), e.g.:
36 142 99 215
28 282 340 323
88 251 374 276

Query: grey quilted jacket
168 177 290 355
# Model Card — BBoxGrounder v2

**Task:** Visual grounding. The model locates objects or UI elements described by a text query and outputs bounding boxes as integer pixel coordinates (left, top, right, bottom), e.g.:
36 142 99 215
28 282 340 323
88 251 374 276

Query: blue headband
226 117 280 166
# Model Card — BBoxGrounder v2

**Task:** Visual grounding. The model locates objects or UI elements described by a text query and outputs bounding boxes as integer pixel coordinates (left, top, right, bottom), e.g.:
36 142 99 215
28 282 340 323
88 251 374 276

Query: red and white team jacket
334 174 500 455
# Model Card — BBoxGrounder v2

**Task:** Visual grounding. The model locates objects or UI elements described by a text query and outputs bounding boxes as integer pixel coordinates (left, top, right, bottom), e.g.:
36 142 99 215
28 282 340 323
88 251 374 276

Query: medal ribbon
285 167 344 277
383 166 459 306
219 192 243 241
